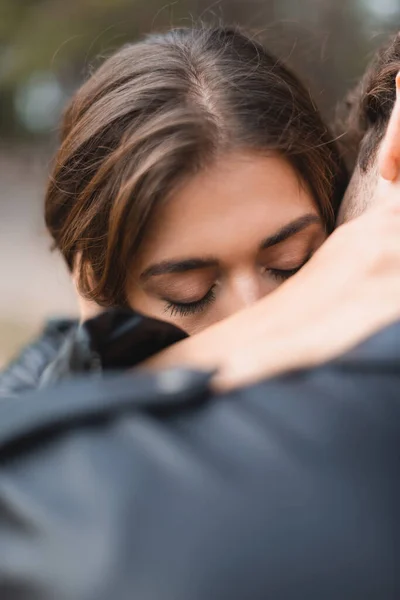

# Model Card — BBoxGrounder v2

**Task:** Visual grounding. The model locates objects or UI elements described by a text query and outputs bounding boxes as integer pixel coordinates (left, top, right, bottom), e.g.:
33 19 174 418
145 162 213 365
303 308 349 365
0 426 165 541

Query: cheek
126 285 162 320
313 231 328 251
173 314 218 336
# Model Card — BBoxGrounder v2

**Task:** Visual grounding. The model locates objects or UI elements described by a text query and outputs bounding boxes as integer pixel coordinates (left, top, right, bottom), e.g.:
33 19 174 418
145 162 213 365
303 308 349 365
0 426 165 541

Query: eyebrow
140 257 218 281
140 213 321 281
260 214 321 249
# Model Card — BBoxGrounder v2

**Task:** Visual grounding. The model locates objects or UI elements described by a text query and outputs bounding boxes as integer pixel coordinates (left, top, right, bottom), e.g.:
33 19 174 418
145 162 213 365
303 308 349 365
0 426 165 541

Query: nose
220 271 269 319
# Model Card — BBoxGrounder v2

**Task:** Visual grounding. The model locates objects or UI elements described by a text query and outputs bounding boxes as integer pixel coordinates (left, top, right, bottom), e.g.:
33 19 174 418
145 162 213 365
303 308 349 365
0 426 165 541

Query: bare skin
140 198 400 388
81 78 400 390
79 152 324 330
126 151 326 333
143 74 400 389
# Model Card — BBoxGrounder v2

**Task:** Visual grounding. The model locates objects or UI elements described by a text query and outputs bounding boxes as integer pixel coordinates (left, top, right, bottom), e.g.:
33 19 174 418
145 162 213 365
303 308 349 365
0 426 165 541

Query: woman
0 24 350 393
49 25 346 330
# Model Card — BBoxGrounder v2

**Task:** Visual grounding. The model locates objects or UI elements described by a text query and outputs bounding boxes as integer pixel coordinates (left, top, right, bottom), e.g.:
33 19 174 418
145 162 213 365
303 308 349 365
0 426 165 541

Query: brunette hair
337 33 400 172
45 25 348 307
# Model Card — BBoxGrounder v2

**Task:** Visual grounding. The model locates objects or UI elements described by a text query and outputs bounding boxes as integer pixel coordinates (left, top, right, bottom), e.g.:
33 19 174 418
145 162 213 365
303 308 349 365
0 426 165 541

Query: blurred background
0 0 399 365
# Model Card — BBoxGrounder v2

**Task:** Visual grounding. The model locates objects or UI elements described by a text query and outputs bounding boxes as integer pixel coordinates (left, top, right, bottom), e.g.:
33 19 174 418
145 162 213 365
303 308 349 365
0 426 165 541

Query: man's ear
378 71 400 181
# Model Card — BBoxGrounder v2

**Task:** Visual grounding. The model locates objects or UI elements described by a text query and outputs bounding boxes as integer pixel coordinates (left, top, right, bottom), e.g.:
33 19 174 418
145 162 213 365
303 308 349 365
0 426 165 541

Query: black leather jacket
0 324 398 599
0 309 187 398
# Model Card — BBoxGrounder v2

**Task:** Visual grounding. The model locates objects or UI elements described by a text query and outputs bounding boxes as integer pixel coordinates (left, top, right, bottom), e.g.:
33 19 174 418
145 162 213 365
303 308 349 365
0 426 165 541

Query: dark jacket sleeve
0 318 76 398
0 324 399 599
0 309 187 398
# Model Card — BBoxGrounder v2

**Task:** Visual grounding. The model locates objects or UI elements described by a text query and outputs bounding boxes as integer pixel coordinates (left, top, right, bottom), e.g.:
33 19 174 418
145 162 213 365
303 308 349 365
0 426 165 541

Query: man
1 36 400 600
337 32 400 223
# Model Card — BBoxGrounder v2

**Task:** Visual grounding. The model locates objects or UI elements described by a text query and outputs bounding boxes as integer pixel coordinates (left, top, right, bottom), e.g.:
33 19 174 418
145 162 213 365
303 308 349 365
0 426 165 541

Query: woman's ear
76 293 104 323
72 253 104 323
378 71 400 182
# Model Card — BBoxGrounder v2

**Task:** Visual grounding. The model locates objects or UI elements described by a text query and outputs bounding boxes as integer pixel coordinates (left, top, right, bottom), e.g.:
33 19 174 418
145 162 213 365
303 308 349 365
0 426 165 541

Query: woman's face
127 152 326 334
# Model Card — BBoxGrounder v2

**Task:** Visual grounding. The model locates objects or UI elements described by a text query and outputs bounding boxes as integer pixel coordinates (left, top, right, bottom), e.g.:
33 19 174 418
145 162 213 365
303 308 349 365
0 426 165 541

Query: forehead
134 152 317 266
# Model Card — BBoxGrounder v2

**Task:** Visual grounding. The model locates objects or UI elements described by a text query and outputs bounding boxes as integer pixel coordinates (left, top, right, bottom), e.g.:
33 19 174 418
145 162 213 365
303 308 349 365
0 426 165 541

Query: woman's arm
141 200 400 389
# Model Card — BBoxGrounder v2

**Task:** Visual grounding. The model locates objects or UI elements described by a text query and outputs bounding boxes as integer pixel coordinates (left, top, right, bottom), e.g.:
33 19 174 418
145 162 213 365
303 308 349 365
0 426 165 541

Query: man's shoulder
333 321 400 369
0 338 398 599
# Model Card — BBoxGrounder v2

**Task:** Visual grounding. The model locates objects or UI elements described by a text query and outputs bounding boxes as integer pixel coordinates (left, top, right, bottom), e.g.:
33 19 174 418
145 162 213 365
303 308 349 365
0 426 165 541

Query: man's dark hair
338 32 400 172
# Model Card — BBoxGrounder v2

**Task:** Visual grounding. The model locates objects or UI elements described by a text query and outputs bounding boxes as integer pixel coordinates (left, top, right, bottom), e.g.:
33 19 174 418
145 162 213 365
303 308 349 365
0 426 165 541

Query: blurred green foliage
0 0 398 138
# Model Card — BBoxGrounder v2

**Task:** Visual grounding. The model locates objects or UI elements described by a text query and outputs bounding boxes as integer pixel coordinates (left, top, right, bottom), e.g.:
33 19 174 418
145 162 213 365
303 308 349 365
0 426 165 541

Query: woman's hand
142 200 400 389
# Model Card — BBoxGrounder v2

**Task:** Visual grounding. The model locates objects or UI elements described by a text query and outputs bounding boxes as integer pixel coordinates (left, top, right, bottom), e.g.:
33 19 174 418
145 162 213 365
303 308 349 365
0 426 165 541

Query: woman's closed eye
265 252 313 283
162 254 313 317
163 286 217 317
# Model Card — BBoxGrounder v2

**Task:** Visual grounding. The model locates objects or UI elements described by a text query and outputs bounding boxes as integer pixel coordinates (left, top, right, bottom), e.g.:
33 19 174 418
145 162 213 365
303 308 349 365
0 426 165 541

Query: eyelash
269 265 303 282
269 253 312 282
164 286 217 317
163 256 310 318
